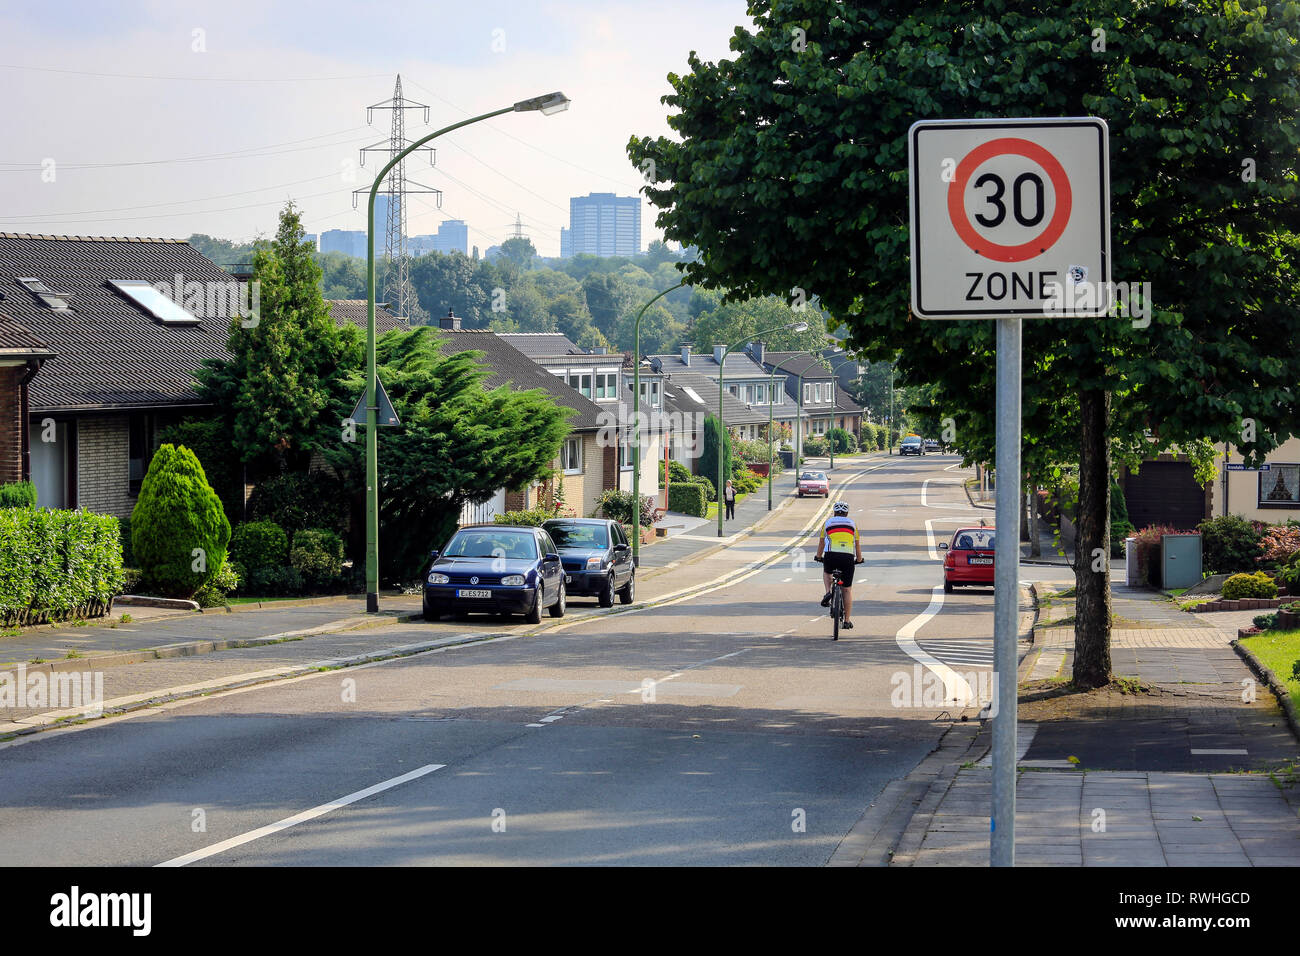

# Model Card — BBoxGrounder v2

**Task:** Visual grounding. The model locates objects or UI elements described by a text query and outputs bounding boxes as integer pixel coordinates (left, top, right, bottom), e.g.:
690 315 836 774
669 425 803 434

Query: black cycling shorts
823 551 857 587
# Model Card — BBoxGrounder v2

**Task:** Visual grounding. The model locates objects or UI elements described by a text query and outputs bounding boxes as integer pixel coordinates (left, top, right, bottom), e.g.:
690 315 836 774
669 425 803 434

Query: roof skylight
108 280 199 324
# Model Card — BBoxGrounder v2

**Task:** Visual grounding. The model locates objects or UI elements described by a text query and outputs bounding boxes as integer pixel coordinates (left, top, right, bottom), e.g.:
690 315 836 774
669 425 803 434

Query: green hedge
0 481 37 509
0 508 124 624
230 521 289 573
493 507 556 527
291 528 345 591
668 482 707 517
131 444 230 598
1223 572 1278 600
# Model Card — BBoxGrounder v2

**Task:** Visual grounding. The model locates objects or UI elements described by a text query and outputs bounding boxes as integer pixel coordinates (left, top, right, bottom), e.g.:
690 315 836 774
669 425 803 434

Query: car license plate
969 557 993 565
457 589 491 598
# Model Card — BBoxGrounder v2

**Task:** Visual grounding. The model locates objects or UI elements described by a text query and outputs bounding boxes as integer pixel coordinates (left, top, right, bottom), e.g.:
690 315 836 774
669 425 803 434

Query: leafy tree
195 203 361 475
155 418 244 525
500 236 538 268
629 0 1300 687
321 327 572 581
131 444 231 598
690 295 830 354
582 273 637 340
701 415 733 494
410 251 489 326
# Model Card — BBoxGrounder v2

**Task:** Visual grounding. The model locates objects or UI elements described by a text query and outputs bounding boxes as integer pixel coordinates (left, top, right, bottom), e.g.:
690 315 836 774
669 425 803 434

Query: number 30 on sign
908 118 1111 319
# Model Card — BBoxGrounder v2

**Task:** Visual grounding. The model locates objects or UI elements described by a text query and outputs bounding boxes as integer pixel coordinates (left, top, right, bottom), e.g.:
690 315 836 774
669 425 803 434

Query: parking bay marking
156 763 446 867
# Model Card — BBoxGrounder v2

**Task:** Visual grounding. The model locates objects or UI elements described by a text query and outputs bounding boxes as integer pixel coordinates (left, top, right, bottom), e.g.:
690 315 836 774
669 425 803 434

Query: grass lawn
1240 629 1300 708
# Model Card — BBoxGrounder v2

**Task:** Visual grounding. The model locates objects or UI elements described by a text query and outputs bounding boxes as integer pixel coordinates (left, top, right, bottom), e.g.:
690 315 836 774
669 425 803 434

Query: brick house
0 314 55 485
0 234 238 516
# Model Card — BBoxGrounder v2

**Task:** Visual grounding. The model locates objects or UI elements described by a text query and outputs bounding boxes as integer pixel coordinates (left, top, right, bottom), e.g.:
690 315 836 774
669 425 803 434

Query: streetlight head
792 322 809 332
514 92 571 115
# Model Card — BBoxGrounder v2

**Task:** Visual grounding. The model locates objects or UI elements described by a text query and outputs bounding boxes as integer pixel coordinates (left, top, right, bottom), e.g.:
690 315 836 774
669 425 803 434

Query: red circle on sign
947 138 1072 263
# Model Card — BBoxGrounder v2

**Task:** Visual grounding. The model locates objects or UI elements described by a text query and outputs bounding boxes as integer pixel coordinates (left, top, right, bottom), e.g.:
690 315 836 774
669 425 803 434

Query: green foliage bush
291 528 345 591
1253 612 1278 631
194 558 240 608
116 516 134 567
826 427 857 454
493 507 556 527
701 416 732 491
663 459 693 485
1222 572 1278 600
668 482 707 517
1198 514 1264 575
802 436 828 457
247 471 349 536
1132 524 1178 588
155 418 243 524
131 444 231 599
0 481 37 509
229 521 289 574
596 490 655 527
730 469 762 494
0 508 124 624
692 474 716 502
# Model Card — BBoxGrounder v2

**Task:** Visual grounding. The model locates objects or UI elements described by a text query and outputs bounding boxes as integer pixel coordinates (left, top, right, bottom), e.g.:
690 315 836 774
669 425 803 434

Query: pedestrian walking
724 480 736 520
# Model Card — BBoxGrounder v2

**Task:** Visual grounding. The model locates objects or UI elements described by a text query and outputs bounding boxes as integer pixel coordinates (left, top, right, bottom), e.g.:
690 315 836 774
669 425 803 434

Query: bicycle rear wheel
831 585 842 641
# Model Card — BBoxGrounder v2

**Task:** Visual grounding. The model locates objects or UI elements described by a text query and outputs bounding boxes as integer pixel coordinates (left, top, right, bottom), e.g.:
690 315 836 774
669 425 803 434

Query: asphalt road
0 454 1062 866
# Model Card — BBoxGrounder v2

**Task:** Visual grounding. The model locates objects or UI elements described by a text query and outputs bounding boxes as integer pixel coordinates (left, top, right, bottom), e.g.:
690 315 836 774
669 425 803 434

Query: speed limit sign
908 117 1110 319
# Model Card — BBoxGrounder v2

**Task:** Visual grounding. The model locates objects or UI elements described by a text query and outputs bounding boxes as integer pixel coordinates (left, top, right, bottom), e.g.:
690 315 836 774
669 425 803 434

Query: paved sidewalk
892 580 1300 866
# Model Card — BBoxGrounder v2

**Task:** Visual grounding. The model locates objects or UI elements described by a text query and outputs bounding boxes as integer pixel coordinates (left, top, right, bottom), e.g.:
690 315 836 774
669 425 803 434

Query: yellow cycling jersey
823 516 858 554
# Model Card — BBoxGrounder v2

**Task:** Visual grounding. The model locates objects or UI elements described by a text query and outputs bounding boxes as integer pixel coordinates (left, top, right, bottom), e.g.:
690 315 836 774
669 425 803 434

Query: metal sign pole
991 316 1022 867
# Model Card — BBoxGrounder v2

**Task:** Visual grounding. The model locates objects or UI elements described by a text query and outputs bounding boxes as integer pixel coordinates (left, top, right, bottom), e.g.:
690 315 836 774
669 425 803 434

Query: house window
638 380 661 407
567 371 592 398
128 414 152 496
560 436 582 475
728 385 739 398
1260 465 1300 507
619 436 634 470
17 277 71 311
595 371 618 401
755 384 766 405
803 383 812 404
109 280 199 325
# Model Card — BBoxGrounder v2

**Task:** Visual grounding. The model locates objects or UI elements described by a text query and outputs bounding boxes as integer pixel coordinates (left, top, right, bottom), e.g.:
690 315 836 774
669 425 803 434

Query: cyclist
816 501 863 628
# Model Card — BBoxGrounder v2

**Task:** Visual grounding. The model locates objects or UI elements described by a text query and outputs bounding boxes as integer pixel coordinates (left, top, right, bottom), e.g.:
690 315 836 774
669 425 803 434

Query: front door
29 419 69 508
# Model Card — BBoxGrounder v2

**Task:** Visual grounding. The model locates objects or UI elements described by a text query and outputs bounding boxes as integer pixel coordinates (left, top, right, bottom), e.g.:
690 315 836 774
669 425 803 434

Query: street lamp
764 351 813 511
362 91 570 612
822 353 861 471
631 279 686 567
717 322 807 537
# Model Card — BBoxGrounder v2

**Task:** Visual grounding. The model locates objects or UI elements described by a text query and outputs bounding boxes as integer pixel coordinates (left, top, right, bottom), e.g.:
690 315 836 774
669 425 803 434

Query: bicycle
815 555 864 641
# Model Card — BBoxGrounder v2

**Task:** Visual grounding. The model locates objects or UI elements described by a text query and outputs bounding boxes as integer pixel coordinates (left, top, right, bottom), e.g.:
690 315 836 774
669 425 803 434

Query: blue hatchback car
423 525 566 624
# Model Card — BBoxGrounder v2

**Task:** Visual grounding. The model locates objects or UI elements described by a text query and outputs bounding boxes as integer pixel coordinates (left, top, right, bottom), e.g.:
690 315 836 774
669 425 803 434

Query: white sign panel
909 118 1110 319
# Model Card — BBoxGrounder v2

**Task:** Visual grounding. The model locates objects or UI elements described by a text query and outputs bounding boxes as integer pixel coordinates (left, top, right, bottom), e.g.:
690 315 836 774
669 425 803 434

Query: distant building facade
567 193 640 257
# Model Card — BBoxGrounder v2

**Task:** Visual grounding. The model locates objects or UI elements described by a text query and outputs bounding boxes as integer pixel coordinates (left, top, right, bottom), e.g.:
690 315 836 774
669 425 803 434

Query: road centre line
156 763 445 867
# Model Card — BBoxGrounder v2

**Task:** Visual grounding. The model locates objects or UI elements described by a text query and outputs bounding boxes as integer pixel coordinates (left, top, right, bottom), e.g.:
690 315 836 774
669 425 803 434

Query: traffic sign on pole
909 118 1111 319
907 117 1112 868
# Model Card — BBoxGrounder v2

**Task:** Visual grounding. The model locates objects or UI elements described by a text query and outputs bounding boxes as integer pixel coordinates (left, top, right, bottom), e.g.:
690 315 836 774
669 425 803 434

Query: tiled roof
327 299 408 335
0 312 54 356
498 332 584 357
0 234 235 412
647 349 771 379
761 351 835 378
432 329 605 432
834 383 863 414
662 369 769 426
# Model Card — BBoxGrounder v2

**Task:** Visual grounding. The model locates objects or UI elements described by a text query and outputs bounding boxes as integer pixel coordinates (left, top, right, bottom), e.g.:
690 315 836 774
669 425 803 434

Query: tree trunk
1020 482 1030 542
1073 389 1113 688
1028 481 1041 557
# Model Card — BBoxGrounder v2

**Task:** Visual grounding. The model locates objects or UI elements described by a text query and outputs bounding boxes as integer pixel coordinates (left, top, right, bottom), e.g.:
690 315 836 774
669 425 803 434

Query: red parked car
941 526 995 592
797 470 829 497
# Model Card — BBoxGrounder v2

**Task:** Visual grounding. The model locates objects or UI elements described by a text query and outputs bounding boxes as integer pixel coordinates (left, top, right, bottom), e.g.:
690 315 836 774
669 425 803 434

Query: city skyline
0 0 750 257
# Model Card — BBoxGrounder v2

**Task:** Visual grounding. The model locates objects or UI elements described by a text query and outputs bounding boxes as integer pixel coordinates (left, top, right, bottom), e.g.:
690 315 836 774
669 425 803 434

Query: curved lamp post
363 91 570 612
765 351 812 511
717 322 807 537
630 279 686 567
822 353 861 471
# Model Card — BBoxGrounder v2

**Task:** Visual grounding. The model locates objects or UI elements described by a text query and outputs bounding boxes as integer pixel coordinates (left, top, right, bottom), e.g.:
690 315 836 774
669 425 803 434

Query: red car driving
941 526 995 592
797 470 830 497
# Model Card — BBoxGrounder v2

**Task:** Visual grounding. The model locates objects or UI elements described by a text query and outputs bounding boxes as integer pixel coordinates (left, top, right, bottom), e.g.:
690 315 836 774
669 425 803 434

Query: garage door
1123 461 1205 531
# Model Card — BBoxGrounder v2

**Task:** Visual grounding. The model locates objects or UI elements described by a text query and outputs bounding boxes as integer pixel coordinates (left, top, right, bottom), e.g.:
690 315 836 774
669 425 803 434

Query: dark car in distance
423 525 566 624
900 436 925 456
542 518 635 607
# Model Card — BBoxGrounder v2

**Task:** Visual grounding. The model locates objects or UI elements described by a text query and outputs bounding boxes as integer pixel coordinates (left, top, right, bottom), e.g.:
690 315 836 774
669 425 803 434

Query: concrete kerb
1 461 888 743
1232 638 1300 746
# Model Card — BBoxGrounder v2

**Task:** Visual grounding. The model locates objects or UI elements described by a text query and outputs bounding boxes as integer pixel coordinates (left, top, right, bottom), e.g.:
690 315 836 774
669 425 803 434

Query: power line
0 63 390 83
0 127 370 171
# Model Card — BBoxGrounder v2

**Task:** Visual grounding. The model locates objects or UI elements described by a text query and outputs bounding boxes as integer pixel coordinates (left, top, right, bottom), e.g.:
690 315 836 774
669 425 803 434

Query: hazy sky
0 0 751 256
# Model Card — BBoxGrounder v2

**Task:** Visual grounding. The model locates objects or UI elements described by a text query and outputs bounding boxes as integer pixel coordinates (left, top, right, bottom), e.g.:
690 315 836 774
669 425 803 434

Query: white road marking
1191 748 1248 755
781 577 792 583
976 723 1038 767
156 763 446 867
526 723 546 727
895 586 974 705
539 715 564 722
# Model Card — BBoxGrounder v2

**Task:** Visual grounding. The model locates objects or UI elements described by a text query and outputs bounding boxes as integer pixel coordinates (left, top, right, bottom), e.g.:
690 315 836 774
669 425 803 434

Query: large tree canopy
630 0 1300 686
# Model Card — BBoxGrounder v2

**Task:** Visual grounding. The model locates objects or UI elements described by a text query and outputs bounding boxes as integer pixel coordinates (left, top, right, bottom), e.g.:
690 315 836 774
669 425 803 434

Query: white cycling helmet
832 501 850 516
